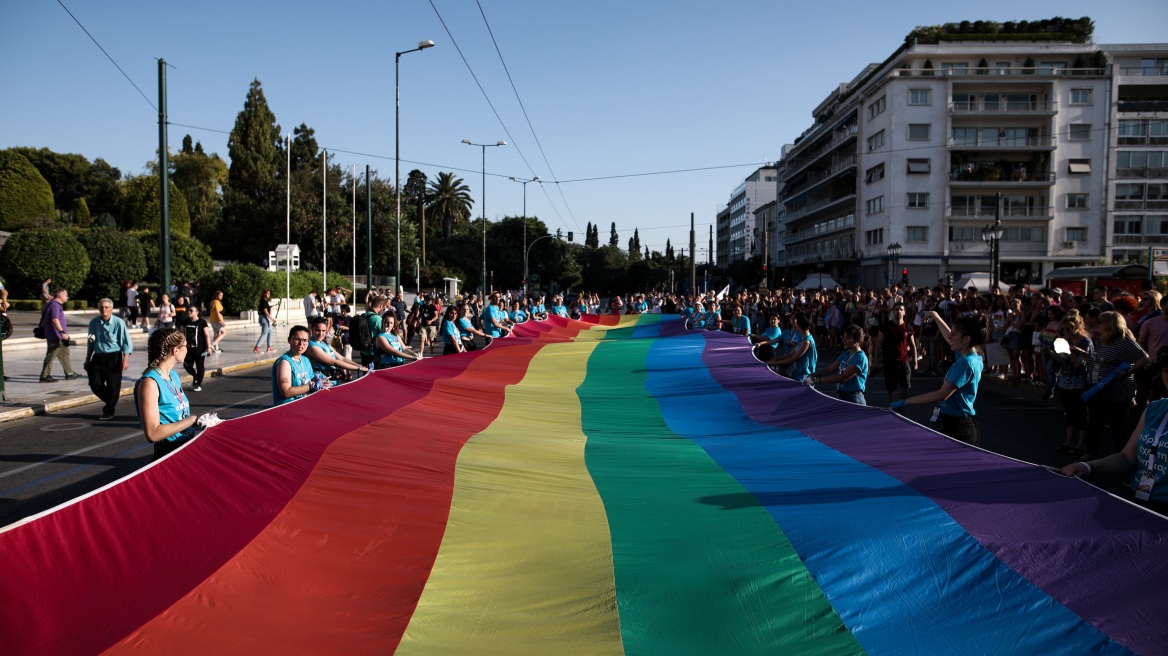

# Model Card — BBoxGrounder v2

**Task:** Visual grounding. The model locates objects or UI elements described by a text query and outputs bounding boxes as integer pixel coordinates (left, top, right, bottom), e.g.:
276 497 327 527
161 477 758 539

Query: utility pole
158 59 171 297
689 213 696 297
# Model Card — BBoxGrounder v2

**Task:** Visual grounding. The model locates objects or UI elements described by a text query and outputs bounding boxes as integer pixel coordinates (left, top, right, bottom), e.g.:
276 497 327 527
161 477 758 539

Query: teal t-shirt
940 351 983 417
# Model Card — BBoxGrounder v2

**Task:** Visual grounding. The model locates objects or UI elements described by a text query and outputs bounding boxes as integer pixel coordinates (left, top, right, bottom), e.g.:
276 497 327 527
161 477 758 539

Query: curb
0 358 277 424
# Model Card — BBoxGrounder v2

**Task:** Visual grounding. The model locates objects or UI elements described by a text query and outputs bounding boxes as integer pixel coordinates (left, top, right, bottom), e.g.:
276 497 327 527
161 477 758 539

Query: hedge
0 229 89 296
132 231 213 284
0 151 56 231
77 227 147 301
122 176 191 236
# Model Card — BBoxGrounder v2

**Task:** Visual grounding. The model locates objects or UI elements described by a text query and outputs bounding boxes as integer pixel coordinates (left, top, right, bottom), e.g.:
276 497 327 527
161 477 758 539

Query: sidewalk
0 315 280 423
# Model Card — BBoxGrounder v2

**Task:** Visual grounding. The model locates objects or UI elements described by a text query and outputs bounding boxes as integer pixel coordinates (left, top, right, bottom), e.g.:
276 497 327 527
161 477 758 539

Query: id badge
930 406 941 423
1135 471 1156 502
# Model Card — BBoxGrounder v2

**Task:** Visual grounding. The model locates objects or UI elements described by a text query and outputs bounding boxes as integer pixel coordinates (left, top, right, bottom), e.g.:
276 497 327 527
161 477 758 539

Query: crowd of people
106 279 1167 513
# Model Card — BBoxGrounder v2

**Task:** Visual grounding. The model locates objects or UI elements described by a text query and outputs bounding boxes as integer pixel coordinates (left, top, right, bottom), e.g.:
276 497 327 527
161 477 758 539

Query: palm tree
427 171 473 243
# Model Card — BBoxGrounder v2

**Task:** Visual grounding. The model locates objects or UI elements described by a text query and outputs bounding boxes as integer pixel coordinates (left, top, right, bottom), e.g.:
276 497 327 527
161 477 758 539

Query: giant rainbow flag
2 314 1166 654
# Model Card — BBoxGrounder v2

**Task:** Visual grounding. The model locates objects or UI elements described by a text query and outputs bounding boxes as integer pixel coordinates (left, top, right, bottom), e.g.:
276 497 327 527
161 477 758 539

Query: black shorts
883 360 912 392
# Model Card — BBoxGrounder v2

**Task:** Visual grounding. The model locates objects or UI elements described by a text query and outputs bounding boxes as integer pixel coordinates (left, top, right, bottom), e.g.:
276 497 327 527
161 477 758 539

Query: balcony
947 206 1054 219
784 125 859 180
950 99 1057 115
781 156 857 202
1117 100 1168 113
784 193 856 225
949 164 1054 185
1119 65 1168 77
1114 234 1168 245
947 135 1056 150
892 66 1105 78
1115 200 1168 211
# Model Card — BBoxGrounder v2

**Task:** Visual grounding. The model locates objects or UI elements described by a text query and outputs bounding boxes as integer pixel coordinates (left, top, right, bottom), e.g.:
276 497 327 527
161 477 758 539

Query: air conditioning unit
1064 241 1075 249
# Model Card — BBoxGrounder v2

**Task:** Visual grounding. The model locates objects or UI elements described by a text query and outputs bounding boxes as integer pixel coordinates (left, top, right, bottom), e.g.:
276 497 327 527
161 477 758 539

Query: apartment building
717 166 778 265
775 25 1166 289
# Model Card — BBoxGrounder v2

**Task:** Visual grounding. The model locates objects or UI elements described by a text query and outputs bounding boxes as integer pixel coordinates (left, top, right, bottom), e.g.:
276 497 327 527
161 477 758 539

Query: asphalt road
0 347 1138 528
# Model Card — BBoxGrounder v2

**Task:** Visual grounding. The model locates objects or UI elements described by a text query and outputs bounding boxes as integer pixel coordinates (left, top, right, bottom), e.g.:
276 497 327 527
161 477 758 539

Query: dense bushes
203 264 354 316
133 231 213 284
0 229 90 296
77 227 147 301
122 176 191 236
0 151 56 231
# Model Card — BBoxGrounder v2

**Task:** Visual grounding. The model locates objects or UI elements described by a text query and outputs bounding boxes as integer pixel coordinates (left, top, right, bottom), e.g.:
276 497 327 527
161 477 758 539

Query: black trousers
183 350 206 385
87 351 123 416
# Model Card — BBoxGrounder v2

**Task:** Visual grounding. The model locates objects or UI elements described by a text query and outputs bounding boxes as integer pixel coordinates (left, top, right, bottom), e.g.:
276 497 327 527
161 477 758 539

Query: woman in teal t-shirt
805 325 870 405
135 329 201 459
770 313 817 383
892 313 987 446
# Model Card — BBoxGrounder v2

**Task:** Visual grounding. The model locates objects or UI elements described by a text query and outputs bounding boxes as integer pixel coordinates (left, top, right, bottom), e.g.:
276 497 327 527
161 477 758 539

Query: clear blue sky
3 1 1165 258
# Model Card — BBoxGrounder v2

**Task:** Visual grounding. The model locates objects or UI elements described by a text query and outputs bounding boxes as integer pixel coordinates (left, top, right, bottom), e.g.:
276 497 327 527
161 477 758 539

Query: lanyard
1145 406 1168 475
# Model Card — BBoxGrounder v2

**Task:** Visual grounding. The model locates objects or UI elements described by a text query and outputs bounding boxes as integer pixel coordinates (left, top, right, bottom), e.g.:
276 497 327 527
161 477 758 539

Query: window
907 193 929 209
952 127 978 146
994 62 1011 75
909 89 930 105
864 162 885 183
868 96 886 120
1068 124 1091 141
1116 183 1145 200
1005 227 1045 241
1067 193 1089 209
907 158 931 174
949 227 979 241
1150 183 1168 201
1119 119 1147 145
865 196 884 214
906 226 928 242
1070 88 1092 105
1039 61 1067 75
1066 227 1088 242
907 124 930 141
1115 216 1143 234
865 228 884 246
1068 159 1091 174
867 130 885 151
941 63 969 76
1141 58 1168 76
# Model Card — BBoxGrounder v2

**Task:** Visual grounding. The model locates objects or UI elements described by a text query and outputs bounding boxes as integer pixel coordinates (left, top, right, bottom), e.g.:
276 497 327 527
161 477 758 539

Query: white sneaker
193 384 202 392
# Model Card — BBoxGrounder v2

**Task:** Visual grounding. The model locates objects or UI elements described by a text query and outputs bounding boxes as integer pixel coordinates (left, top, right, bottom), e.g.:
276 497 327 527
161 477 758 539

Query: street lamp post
887 242 902 287
463 139 506 293
981 192 1005 290
396 39 435 293
510 175 539 298
524 233 557 295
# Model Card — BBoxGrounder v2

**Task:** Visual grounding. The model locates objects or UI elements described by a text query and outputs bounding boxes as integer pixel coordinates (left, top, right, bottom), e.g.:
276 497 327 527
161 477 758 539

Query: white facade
719 166 778 265
776 35 1168 289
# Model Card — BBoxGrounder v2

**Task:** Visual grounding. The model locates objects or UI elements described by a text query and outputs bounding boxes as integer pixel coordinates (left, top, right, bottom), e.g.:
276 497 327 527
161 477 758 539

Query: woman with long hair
892 314 988 445
375 314 421 368
441 306 466 355
769 313 817 383
254 289 274 353
804 324 870 405
1051 310 1093 456
1083 311 1149 459
135 329 217 460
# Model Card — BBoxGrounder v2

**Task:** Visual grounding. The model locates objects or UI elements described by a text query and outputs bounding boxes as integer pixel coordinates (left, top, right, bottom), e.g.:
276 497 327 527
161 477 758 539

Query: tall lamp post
396 39 435 293
981 192 1005 290
463 139 507 293
887 242 902 287
509 175 539 298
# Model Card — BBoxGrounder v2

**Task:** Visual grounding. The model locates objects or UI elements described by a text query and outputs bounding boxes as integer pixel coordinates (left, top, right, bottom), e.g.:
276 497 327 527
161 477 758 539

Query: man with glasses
272 325 330 406
86 298 133 419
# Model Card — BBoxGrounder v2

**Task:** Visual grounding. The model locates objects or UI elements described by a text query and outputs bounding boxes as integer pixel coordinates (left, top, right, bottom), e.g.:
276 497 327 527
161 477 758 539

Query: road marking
0 392 270 481
39 422 91 432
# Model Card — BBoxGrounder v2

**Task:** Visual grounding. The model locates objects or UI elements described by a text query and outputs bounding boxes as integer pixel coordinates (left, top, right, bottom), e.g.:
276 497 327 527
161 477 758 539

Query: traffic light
901 268 909 286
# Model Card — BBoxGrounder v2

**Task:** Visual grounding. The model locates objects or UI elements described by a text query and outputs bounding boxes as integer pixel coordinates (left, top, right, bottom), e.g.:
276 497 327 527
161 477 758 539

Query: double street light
396 39 435 293
981 192 1005 290
509 175 539 297
887 242 902 287
463 139 507 293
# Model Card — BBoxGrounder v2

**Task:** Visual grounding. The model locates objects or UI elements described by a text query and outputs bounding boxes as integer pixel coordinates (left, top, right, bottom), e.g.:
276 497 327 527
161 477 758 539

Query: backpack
33 303 50 339
350 311 375 352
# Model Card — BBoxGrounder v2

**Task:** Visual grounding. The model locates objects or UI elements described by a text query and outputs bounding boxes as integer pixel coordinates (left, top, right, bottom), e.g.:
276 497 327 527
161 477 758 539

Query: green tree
0 229 89 296
76 197 91 227
78 227 147 300
427 171 473 243
222 78 283 263
122 175 191 236
133 231 213 284
0 150 56 230
172 135 228 242
609 222 619 247
83 158 124 220
6 147 88 219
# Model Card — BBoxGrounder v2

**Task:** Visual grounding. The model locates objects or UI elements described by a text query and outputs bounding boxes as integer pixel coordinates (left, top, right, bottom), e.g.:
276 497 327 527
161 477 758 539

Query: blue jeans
255 316 272 349
837 390 866 406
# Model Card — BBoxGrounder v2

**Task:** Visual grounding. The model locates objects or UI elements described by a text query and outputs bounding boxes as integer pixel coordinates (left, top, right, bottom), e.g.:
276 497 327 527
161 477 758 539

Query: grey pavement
0 311 280 422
